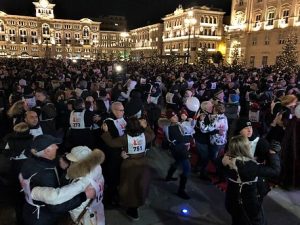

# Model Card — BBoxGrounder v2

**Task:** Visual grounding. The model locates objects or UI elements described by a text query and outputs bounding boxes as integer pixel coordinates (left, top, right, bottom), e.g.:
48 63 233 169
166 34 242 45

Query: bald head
111 102 124 119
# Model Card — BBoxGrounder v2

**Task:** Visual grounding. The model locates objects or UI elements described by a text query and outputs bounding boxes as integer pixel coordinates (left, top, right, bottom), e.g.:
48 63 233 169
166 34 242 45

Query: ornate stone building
162 5 226 64
226 0 300 67
0 1 227 63
130 23 163 60
99 30 132 60
0 0 101 59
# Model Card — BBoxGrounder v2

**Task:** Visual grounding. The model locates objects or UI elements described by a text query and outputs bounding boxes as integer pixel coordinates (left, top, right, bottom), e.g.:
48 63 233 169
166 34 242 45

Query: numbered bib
70 110 86 129
166 93 175 104
249 110 260 123
127 134 146 154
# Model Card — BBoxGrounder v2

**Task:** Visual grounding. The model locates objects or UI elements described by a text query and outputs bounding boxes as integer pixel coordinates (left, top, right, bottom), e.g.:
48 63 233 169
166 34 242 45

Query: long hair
227 135 252 159
126 117 144 137
7 100 25 118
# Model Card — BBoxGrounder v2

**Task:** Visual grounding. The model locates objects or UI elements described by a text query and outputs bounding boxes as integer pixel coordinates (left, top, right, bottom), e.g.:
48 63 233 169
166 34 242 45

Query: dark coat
101 127 155 207
223 153 280 225
34 100 57 136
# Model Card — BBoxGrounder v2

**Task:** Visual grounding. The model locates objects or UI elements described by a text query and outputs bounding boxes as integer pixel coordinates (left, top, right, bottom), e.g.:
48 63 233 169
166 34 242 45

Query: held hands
101 123 108 132
85 184 96 199
269 140 281 154
121 151 129 159
139 119 147 128
59 156 69 170
93 114 101 122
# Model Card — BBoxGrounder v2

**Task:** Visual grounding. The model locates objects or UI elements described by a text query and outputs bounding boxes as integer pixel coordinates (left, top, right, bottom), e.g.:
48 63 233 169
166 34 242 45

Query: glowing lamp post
120 32 129 60
184 11 197 64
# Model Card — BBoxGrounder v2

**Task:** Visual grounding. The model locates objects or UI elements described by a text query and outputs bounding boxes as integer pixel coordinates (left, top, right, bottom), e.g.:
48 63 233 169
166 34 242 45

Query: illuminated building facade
0 1 226 63
0 0 100 59
130 23 163 60
99 30 132 60
162 5 226 63
226 0 300 67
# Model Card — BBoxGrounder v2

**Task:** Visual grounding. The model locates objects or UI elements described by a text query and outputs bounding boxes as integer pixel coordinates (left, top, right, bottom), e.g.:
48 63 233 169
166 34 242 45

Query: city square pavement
1 147 300 225
105 147 300 225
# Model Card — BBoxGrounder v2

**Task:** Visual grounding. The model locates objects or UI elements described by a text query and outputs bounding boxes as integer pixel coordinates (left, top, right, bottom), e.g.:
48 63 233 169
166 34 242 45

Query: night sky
0 0 231 29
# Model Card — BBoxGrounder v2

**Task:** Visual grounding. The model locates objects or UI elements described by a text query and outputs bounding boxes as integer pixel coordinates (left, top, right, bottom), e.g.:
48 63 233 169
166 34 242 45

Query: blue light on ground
181 208 189 214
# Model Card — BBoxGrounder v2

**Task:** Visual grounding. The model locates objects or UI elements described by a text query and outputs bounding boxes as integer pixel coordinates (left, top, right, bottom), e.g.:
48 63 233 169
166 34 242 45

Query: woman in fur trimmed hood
222 135 280 225
31 147 105 225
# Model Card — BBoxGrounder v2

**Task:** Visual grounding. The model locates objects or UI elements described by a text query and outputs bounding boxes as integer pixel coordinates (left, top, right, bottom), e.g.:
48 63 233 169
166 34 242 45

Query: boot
177 175 190 200
165 164 178 181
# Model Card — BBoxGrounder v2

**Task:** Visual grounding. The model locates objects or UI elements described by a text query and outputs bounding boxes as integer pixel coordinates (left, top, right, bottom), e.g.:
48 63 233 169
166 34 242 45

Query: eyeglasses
116 109 124 112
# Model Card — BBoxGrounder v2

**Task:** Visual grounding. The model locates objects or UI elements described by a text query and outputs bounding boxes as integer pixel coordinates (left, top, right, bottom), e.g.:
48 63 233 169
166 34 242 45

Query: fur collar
67 149 105 179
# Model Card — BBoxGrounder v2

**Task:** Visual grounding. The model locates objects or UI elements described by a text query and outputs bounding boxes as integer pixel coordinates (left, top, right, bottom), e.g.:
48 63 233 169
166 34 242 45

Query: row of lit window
165 16 218 28
5 20 37 27
165 42 216 50
249 55 286 67
1 20 98 32
165 28 217 38
253 9 291 27
237 0 264 7
2 45 98 52
251 34 298 46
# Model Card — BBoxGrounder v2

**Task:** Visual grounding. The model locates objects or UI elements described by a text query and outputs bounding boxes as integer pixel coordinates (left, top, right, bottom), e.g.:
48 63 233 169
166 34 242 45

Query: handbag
68 199 93 225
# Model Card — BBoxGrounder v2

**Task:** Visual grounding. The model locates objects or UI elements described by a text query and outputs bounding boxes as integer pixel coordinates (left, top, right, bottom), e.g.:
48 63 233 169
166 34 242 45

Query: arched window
235 11 245 25
0 21 4 32
201 17 204 23
213 17 217 24
205 17 209 23
42 24 50 35
83 27 89 37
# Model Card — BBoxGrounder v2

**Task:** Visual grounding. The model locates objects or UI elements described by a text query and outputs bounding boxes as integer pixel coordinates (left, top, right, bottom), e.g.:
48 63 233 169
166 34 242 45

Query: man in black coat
101 101 127 208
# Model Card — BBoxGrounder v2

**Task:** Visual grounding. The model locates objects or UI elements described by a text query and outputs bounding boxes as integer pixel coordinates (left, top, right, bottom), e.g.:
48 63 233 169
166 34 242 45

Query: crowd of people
0 58 299 225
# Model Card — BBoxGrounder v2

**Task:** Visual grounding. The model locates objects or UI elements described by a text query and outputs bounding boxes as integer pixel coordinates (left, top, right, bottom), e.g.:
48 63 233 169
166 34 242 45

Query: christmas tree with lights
196 46 210 68
276 33 298 72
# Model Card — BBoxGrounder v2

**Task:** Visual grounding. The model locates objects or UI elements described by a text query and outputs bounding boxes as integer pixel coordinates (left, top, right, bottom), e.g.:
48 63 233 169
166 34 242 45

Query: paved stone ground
1 147 300 225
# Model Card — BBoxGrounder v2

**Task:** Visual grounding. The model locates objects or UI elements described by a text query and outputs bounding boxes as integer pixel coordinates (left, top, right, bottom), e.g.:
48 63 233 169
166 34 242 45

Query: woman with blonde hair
222 135 281 225
7 100 29 128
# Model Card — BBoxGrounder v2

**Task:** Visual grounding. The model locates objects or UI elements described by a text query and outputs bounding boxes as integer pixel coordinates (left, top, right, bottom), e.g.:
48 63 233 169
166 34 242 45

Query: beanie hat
230 94 240 103
235 118 252 133
214 89 223 97
166 109 177 119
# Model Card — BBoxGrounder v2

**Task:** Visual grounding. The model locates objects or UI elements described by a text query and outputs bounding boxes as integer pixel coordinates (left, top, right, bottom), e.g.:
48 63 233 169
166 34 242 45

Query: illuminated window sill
264 25 274 30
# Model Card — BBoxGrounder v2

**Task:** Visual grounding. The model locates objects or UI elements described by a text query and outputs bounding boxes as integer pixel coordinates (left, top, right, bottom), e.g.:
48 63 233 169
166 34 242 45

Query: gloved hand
270 140 281 153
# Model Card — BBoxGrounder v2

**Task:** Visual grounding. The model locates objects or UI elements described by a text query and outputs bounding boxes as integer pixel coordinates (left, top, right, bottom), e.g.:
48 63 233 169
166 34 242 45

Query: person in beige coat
101 117 155 221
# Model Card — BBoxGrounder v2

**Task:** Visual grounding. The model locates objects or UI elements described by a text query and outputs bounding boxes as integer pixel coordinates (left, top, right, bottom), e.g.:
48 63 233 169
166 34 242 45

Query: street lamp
120 32 129 60
184 11 197 64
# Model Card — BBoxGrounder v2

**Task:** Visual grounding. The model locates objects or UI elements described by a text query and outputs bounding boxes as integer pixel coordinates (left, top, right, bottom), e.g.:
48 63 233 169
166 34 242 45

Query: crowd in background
0 58 299 225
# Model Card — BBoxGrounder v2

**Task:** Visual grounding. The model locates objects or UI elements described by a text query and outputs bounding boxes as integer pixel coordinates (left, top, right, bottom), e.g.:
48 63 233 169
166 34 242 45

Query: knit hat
230 94 240 103
214 89 223 97
236 118 252 132
166 109 177 119
31 135 62 152
66 146 92 162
